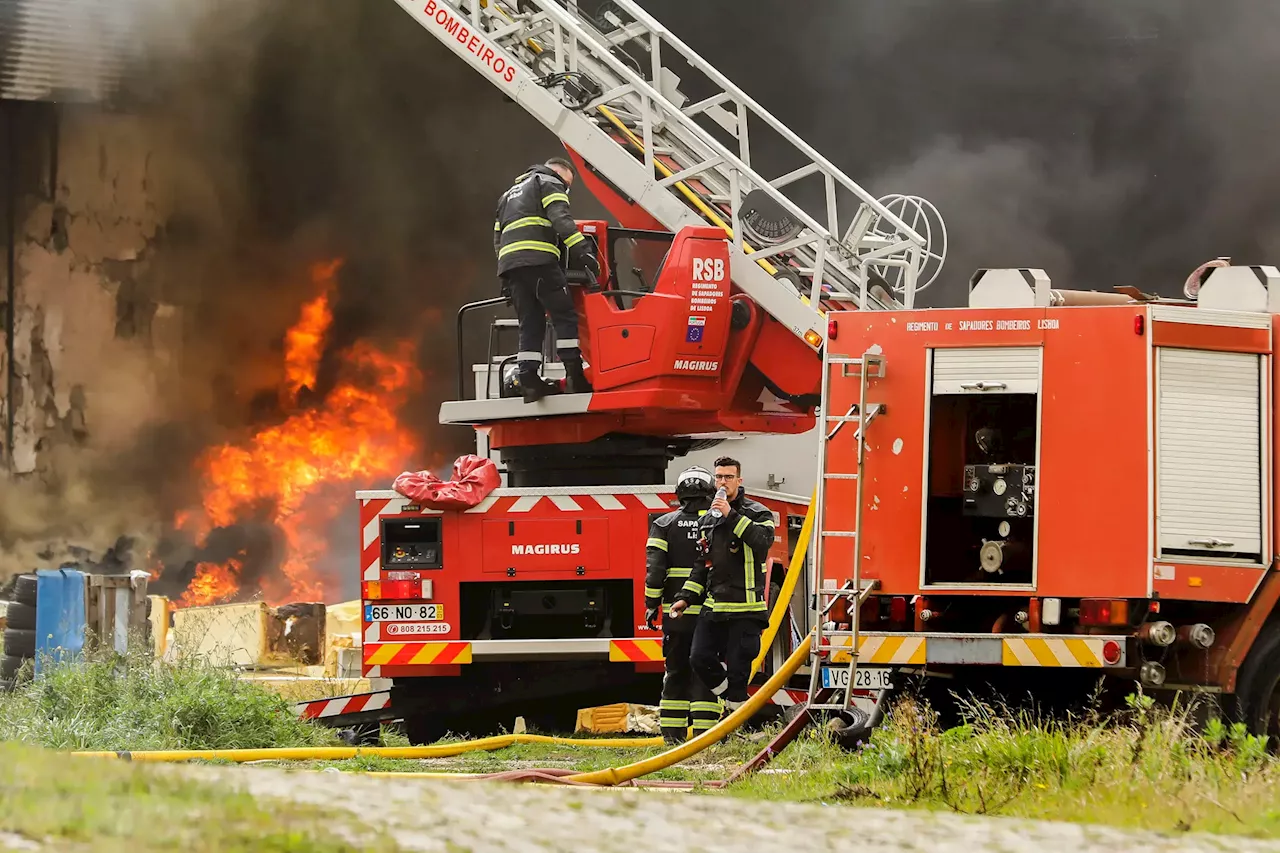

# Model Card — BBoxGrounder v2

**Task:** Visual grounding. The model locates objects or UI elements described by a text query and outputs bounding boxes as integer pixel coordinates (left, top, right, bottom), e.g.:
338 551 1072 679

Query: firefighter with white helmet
644 465 723 743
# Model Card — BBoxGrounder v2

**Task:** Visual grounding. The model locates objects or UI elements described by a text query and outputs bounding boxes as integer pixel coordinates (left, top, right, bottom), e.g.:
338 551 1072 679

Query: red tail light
828 318 839 341
1079 599 1130 627
363 578 424 600
889 596 908 623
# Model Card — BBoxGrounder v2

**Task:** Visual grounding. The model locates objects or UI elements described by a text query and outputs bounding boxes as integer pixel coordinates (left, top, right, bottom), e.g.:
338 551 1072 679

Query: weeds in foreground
729 693 1280 837
0 647 338 751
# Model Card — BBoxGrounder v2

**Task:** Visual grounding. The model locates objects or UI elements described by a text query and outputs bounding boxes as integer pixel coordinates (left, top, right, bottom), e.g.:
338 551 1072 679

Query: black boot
518 365 562 404
563 358 593 394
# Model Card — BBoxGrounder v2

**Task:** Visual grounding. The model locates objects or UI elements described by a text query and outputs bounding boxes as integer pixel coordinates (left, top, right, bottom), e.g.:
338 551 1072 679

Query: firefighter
670 456 776 710
493 156 600 404
644 465 722 743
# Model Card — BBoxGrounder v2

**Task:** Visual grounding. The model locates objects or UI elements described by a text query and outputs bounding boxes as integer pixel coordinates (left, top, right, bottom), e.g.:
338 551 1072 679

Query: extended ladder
392 0 945 350
806 349 884 712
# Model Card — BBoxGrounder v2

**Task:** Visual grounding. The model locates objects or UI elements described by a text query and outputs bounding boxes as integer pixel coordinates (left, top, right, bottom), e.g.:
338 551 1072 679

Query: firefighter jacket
645 505 709 618
492 165 596 276
676 491 776 623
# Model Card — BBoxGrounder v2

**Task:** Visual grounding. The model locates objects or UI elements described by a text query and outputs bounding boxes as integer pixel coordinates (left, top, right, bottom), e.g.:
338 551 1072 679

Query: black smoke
640 0 1280 303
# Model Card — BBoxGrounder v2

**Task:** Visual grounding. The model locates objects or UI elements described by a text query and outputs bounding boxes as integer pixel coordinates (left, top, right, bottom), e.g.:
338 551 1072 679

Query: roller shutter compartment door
1156 348 1264 561
932 347 1041 395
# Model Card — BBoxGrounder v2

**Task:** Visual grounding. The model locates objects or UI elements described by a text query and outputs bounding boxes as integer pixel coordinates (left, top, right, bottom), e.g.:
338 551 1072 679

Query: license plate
365 603 444 622
821 666 892 691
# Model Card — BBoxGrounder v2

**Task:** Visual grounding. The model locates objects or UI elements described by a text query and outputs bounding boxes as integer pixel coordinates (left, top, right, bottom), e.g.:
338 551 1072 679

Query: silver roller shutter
932 347 1041 395
1156 347 1264 560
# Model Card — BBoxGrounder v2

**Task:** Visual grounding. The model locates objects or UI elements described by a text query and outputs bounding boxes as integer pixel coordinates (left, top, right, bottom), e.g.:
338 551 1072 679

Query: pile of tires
2 574 37 688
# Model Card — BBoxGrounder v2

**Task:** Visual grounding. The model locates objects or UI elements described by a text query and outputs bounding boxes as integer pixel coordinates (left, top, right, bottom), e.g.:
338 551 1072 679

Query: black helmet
675 466 714 505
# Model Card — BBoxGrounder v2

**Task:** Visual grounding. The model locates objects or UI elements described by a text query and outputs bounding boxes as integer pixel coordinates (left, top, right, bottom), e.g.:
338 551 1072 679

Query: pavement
188 764 1280 853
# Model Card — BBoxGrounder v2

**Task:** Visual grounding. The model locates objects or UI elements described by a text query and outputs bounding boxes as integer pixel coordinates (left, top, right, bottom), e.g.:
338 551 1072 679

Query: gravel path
187 765 1280 853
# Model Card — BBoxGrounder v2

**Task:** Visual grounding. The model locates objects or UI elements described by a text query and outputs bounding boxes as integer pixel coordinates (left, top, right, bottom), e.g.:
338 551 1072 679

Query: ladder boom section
395 0 943 348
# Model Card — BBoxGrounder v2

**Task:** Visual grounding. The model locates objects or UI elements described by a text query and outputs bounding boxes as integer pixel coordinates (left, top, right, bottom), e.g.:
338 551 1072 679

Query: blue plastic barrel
33 569 86 675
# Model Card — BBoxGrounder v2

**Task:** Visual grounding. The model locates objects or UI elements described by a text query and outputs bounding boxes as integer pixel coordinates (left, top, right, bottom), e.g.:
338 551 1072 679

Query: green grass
0 650 339 751
322 696 1280 838
0 741 399 852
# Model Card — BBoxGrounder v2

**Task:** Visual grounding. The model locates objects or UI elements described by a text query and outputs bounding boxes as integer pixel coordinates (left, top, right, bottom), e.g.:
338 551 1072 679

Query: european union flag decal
686 315 706 343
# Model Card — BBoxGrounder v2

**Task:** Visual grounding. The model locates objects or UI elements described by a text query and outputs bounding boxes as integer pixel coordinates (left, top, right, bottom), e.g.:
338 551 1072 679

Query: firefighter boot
518 364 562 404
563 358 593 395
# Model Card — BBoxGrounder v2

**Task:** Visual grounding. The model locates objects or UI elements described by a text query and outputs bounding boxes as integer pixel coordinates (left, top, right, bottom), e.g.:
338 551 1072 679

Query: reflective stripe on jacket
676 492 775 623
493 165 592 275
645 505 709 617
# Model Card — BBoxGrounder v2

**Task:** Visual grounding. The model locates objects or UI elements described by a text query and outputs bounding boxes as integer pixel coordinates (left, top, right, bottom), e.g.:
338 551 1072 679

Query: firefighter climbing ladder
393 0 947 348
805 349 884 712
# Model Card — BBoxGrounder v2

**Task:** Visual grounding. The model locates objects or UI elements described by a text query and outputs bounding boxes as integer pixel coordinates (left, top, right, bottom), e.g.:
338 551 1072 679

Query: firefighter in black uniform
671 456 777 710
644 466 723 743
493 156 600 403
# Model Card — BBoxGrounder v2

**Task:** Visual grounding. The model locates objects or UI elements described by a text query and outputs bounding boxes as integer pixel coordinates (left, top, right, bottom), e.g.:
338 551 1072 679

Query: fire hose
75 491 820 784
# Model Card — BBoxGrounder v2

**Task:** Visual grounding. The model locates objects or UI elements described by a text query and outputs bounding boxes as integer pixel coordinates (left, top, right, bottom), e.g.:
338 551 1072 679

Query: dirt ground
185 765 1280 853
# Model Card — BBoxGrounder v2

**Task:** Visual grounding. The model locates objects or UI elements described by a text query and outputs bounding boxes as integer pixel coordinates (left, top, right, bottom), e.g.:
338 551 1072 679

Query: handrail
456 296 511 399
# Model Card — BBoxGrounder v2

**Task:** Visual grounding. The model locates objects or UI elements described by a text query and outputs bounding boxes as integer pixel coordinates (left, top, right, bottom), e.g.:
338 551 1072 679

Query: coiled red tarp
392 454 501 510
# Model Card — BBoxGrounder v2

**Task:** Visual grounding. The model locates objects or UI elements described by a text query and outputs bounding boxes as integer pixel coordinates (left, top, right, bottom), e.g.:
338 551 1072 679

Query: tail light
363 577 427 600
829 595 850 624
889 596 908 624
1079 599 1129 627
828 319 839 341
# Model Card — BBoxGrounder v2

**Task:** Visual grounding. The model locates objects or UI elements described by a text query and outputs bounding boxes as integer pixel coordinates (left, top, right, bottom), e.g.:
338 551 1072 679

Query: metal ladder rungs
827 357 868 365
823 473 858 480
821 531 857 538
824 415 862 423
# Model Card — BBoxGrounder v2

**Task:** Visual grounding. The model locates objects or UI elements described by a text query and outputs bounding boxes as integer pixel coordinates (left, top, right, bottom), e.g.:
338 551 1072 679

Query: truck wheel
1236 622 1280 742
2 629 35 659
14 575 37 607
5 603 35 631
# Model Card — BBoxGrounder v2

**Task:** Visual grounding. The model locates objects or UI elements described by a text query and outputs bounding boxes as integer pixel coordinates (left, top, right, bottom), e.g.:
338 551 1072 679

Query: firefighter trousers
660 617 721 742
690 616 763 704
501 264 581 367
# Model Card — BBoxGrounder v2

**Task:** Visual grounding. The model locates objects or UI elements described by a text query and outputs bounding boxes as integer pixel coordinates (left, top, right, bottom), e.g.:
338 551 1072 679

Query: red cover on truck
392 455 501 510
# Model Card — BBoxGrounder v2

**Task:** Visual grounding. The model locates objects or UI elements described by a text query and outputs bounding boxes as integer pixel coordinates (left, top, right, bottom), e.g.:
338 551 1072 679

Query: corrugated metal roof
0 0 141 102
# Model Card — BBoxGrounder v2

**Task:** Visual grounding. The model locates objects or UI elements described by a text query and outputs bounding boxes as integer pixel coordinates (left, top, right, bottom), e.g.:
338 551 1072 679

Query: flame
174 258 421 606
181 558 244 608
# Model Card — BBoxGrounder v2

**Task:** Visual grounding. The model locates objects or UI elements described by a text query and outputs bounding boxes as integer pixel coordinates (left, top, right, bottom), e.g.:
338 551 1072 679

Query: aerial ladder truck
346 0 1280 745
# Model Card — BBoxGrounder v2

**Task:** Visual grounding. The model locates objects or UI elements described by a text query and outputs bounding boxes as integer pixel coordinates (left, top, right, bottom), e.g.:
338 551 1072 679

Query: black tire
5 603 35 631
1 655 24 681
14 575 37 607
2 628 35 659
1235 621 1280 742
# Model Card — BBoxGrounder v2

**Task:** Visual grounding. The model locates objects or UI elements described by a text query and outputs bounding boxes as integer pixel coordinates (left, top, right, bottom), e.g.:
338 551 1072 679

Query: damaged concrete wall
5 106 183 478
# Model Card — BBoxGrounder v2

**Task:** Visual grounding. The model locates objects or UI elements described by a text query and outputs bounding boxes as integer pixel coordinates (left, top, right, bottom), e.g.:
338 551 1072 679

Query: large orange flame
176 260 421 607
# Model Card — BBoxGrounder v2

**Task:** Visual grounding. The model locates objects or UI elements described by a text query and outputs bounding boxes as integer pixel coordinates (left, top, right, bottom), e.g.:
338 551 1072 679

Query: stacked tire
2 574 38 688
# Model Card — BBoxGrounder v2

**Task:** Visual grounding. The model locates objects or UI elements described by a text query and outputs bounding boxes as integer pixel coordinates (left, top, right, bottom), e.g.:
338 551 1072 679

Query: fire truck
356 0 1280 744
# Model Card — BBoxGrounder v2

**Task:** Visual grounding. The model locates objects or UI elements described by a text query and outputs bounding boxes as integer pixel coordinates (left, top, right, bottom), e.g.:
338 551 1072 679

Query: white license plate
821 666 892 691
365 603 443 622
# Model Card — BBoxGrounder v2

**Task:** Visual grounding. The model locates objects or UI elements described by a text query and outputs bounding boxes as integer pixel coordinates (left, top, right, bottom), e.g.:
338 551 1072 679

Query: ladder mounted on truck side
393 0 946 350
807 350 884 712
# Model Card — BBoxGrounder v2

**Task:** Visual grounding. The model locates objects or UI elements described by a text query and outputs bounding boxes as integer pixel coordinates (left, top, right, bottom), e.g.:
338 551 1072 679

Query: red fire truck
354 0 1280 743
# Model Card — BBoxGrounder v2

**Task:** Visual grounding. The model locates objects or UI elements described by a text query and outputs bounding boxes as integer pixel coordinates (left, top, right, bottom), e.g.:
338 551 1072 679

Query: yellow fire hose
72 733 664 763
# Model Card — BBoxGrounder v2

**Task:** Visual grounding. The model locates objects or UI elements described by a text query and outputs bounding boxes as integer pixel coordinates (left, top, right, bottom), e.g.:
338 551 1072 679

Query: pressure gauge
993 478 1008 496
998 520 1011 538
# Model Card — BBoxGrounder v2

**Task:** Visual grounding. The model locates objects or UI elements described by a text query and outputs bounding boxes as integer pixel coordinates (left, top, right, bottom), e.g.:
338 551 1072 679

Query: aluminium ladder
391 0 944 349
805 349 884 713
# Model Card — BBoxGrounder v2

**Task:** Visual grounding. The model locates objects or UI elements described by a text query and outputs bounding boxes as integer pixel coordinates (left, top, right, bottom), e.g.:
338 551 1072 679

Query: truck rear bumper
363 632 1129 676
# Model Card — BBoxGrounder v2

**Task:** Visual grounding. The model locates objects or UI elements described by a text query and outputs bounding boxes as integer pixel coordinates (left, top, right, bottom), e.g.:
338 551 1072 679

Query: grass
0 649 339 751
0 741 400 852
319 694 1280 838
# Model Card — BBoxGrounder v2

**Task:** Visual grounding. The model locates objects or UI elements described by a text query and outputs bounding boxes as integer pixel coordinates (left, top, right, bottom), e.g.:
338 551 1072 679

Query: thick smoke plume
3 0 561 589
645 0 1280 302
